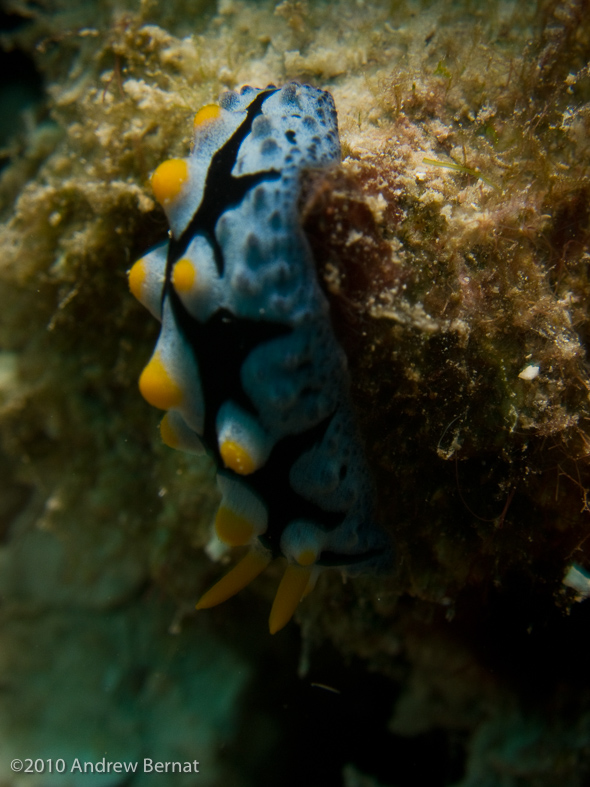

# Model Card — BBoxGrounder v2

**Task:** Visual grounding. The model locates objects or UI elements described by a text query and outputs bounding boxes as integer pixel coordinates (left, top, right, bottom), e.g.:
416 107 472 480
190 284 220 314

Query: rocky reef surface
1 0 589 784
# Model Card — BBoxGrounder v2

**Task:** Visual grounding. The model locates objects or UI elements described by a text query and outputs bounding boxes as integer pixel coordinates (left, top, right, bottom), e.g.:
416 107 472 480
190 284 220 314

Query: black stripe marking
163 86 353 557
169 290 345 553
166 88 280 277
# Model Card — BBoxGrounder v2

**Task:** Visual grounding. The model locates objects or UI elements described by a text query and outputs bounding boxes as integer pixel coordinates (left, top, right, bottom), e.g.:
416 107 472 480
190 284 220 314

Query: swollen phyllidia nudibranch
129 81 391 633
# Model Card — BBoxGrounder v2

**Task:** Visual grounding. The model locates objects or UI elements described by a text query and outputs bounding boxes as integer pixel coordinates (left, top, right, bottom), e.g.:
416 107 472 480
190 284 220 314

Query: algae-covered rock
1 0 590 785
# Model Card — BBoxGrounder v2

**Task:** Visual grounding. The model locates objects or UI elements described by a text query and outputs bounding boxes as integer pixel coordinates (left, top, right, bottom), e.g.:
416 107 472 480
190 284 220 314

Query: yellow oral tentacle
195 551 271 610
159 412 180 450
268 563 312 635
215 505 256 547
159 411 204 454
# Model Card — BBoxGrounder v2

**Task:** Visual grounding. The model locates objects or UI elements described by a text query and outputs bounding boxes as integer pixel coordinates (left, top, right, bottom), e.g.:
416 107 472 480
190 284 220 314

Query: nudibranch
129 82 391 633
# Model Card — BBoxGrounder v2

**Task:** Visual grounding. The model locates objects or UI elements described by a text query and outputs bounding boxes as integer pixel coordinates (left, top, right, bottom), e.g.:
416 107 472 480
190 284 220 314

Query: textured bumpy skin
129 82 391 632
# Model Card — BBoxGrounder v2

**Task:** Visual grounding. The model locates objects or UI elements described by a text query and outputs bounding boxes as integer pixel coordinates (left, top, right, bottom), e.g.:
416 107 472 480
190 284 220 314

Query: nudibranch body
129 82 390 633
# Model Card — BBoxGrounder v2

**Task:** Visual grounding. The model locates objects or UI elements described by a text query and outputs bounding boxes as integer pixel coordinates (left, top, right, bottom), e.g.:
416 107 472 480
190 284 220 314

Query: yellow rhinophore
269 563 313 634
195 551 271 609
196 549 317 633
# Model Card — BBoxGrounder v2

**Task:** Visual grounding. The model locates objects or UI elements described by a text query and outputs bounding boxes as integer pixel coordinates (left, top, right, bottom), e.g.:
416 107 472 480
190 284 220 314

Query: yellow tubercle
220 439 257 475
128 258 146 301
172 257 197 294
139 354 183 410
151 158 189 207
195 551 272 610
269 564 312 635
296 548 318 567
215 506 256 547
193 104 221 128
